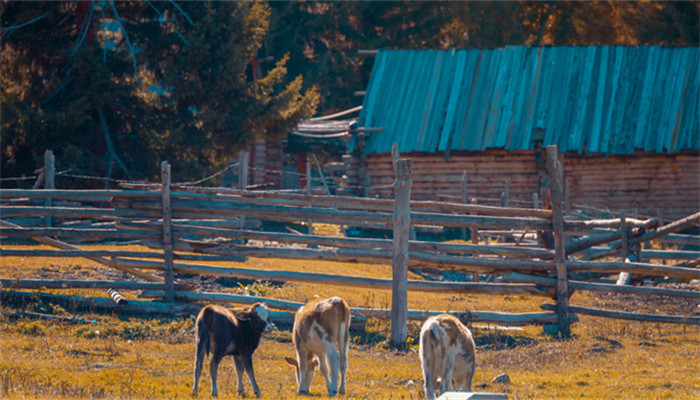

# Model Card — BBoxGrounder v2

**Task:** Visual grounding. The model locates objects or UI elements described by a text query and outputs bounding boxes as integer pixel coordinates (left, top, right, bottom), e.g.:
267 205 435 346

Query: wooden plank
540 303 699 326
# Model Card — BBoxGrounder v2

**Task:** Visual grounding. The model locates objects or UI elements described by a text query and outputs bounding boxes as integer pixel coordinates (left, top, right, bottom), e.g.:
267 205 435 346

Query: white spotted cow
420 314 476 400
284 297 351 396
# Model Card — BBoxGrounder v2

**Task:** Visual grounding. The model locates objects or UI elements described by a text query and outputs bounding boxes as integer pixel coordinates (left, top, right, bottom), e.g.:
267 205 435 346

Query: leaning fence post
546 145 570 337
161 161 175 303
44 150 55 227
391 158 411 348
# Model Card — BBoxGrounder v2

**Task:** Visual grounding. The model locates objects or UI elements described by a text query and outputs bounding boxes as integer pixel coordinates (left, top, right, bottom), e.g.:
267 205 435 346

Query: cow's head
238 302 275 333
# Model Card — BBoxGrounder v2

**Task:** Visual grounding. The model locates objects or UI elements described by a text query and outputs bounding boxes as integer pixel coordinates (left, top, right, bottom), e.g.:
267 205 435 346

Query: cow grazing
284 297 350 396
419 314 476 400
193 303 275 398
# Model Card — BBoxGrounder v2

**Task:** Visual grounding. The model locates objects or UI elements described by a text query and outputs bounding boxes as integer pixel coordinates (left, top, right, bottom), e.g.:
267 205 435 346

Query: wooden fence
1 146 699 344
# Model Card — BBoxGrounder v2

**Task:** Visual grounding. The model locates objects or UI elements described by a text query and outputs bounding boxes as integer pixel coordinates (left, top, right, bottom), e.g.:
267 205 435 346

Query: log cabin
340 46 699 221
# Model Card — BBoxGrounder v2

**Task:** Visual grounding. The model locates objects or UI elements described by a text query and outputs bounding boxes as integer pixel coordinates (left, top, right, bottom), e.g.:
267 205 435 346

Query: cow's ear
236 311 251 321
284 357 298 367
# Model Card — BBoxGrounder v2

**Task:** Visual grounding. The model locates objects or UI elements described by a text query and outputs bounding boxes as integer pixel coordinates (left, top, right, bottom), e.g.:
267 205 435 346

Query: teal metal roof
356 46 699 155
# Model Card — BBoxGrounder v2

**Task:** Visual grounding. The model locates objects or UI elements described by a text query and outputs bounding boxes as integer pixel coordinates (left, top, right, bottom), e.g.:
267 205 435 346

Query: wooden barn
341 46 699 221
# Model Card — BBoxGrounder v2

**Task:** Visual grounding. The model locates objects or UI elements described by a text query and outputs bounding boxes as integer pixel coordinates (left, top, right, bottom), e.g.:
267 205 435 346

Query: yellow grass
1 238 698 399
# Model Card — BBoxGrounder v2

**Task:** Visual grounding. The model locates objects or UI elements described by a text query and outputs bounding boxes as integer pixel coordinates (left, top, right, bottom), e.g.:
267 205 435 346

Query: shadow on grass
472 328 538 350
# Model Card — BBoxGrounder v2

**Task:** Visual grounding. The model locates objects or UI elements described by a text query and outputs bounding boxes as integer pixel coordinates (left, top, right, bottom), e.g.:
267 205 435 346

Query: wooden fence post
461 171 468 241
306 161 313 235
44 150 55 227
617 211 632 285
161 161 175 303
391 158 411 348
546 145 570 337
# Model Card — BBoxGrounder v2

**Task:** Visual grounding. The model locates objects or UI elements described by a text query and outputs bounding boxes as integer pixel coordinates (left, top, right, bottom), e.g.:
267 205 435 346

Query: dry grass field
1 237 698 399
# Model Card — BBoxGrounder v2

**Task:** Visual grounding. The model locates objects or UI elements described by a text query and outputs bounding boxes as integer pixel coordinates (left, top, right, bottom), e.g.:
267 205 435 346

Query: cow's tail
420 319 442 400
195 309 212 358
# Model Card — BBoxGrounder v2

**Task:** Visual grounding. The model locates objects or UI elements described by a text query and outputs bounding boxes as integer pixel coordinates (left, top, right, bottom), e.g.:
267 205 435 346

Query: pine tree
1 1 318 186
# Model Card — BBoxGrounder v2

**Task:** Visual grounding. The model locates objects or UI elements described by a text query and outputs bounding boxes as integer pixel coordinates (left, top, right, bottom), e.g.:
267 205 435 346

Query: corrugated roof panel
360 46 699 155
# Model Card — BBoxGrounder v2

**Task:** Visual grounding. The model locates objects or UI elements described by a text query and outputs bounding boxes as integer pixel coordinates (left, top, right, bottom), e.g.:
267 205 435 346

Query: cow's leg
297 349 312 394
193 336 207 393
233 355 247 397
422 363 437 400
323 341 340 396
243 354 262 398
462 352 475 392
338 339 348 395
209 353 224 397
439 357 455 396
317 351 331 394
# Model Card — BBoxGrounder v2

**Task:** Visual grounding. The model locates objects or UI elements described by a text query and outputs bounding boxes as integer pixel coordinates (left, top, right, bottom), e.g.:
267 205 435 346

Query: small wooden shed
342 46 699 221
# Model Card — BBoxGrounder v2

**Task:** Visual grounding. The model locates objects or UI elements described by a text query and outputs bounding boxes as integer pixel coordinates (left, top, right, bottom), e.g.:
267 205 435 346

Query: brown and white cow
419 314 476 400
193 303 275 398
284 296 350 397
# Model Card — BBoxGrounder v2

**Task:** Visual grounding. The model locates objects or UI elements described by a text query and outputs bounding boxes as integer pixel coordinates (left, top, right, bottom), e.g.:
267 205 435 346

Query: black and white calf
193 303 275 397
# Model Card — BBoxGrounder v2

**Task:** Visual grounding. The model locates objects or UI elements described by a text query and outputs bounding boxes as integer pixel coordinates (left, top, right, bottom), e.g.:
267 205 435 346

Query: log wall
363 149 699 220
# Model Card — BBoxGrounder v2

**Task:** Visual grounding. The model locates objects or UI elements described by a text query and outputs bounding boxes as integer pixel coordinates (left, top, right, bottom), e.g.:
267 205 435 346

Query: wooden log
0 189 160 199
626 212 700 247
0 279 189 291
565 227 644 255
161 162 175 303
0 290 199 315
0 248 246 263
540 303 699 326
6 311 95 324
391 159 411 347
107 288 128 305
0 227 161 240
0 205 158 219
0 220 162 283
503 272 700 298
566 217 657 231
617 212 632 286
140 290 560 326
641 250 700 260
121 198 554 231
566 259 700 280
139 240 556 274
124 183 554 219
547 145 570 337
44 150 54 228
114 256 550 296
132 223 554 259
